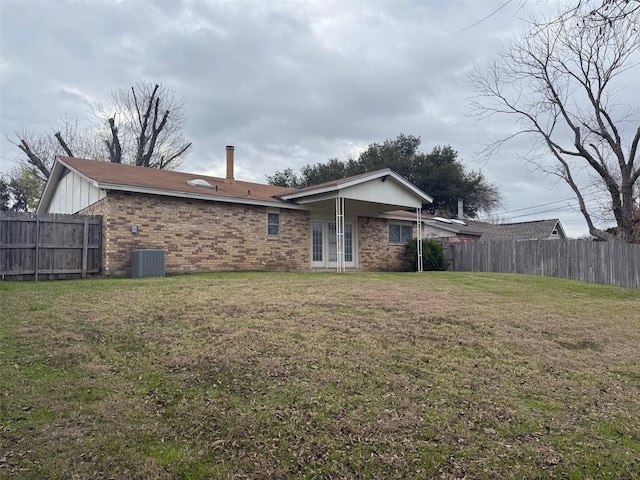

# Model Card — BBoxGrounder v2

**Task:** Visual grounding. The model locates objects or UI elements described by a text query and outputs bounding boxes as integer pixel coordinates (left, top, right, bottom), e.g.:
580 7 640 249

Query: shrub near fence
446 239 640 289
0 212 102 281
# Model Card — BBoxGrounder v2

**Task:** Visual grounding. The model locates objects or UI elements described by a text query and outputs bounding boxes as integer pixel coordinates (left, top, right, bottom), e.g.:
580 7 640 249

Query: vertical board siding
0 212 102 281
447 239 640 289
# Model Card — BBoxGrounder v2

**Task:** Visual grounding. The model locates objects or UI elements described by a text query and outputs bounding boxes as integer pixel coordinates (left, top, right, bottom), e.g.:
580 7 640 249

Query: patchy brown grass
1 272 639 479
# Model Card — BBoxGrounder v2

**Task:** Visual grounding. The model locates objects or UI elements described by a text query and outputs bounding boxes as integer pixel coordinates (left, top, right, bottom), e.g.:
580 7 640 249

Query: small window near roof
389 224 413 244
267 211 280 236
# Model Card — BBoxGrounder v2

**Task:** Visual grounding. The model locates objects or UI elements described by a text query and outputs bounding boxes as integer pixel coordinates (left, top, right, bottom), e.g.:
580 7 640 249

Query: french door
311 219 355 268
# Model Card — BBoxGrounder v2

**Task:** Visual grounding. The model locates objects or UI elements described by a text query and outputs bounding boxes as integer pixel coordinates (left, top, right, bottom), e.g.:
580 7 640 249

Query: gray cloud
2 0 631 238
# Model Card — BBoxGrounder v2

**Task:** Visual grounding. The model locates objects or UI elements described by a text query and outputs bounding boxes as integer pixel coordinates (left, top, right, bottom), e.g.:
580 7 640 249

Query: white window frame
267 209 280 237
311 218 356 268
388 223 413 244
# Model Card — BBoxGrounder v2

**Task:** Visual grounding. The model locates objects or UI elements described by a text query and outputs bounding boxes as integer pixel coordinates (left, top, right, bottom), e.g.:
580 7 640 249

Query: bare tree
7 82 192 210
12 81 191 178
559 0 640 27
469 4 640 242
6 117 102 209
96 81 191 170
10 116 100 181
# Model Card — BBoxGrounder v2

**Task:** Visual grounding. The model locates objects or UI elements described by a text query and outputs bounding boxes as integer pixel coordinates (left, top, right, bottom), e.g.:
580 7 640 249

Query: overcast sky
0 0 617 237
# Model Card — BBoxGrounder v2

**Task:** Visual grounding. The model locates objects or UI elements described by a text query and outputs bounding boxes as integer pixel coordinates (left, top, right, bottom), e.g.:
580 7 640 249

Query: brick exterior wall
358 217 412 271
81 192 310 276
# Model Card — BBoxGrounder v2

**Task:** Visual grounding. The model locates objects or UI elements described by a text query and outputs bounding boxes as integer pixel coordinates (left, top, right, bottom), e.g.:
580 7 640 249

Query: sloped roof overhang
38 160 433 215
278 169 433 212
37 157 307 213
82 182 306 210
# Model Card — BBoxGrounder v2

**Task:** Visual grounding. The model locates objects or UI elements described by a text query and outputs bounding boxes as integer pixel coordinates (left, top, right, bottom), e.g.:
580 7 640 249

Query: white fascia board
38 158 99 213
57 159 101 185
279 184 344 201
36 160 66 213
279 169 433 204
554 220 567 239
385 172 433 204
377 212 422 223
98 183 307 210
279 169 394 201
289 191 342 205
341 169 433 203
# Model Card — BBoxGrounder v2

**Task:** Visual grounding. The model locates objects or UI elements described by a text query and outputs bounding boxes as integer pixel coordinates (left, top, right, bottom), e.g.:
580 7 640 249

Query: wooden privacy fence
445 239 640 289
1 212 102 281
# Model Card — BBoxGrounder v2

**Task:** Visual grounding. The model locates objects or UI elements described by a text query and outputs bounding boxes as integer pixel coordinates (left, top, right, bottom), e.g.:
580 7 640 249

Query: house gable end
279 169 432 211
339 177 424 209
46 169 106 214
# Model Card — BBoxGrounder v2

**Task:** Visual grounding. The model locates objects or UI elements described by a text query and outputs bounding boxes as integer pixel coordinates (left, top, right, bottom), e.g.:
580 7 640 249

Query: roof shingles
59 156 296 203
477 219 562 241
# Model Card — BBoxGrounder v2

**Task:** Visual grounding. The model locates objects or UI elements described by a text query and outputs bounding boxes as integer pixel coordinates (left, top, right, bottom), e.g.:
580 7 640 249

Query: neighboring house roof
359 210 566 241
383 210 484 236
423 216 485 237
38 156 432 215
475 219 566 241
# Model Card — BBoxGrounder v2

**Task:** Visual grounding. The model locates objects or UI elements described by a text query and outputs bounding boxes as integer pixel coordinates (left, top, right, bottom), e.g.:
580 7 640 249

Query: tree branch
54 132 74 157
17 139 50 179
105 117 122 163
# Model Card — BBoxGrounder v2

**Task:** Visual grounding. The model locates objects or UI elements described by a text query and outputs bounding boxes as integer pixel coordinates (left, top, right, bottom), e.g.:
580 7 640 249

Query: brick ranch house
37 147 434 275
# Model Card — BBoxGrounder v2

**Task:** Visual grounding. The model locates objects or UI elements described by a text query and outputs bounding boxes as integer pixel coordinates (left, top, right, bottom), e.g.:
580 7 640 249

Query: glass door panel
328 222 337 262
312 220 323 262
313 220 355 268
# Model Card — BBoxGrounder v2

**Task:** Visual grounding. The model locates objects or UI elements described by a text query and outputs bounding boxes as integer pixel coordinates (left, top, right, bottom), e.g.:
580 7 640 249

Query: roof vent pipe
457 198 464 220
225 145 235 184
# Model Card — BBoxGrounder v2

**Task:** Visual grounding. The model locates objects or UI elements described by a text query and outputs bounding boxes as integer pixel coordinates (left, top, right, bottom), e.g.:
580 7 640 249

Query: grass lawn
1 271 639 479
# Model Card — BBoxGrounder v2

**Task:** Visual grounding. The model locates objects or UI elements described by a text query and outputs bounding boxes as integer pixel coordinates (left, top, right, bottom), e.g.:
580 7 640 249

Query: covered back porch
278 169 433 272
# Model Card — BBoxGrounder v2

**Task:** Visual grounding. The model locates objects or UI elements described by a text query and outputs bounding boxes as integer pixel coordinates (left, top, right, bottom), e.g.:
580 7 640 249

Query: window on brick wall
388 223 413 244
267 211 280 236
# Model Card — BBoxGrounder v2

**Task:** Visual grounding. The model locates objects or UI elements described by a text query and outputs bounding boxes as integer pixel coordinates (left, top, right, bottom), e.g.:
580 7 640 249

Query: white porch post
336 196 345 273
416 208 423 272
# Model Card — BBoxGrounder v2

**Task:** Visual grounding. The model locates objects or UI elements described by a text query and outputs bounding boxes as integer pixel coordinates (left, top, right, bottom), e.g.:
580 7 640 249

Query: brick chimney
225 145 235 184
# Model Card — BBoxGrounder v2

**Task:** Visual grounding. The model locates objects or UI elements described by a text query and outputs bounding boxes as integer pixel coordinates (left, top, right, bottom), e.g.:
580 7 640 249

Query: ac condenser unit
132 249 165 278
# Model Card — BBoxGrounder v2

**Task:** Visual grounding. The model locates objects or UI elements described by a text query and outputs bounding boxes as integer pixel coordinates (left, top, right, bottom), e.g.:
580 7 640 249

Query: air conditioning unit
132 249 165 278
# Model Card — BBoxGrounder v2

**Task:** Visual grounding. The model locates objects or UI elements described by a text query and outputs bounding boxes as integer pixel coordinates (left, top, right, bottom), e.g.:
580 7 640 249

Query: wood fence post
82 216 89 278
35 214 40 282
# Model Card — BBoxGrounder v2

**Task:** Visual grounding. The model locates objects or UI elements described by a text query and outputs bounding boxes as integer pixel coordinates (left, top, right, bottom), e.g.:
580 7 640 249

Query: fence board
0 212 102 281
447 239 640 289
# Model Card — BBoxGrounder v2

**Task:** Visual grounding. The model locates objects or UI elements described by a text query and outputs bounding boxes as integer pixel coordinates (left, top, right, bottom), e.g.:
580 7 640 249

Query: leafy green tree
267 134 501 218
11 167 42 211
265 168 305 188
411 145 501 218
0 167 43 212
0 176 10 211
299 158 362 187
